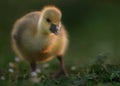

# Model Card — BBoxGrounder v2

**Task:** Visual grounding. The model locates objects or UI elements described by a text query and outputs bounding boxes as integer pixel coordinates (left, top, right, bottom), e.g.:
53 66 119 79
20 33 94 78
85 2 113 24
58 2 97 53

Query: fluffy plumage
11 6 68 77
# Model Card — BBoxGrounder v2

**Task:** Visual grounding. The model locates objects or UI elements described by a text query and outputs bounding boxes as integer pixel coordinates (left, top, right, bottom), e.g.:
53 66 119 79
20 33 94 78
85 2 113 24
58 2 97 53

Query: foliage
0 55 120 86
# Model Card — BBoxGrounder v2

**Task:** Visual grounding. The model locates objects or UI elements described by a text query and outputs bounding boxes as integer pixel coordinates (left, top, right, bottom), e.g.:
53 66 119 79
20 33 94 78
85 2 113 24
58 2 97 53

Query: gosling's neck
37 18 50 37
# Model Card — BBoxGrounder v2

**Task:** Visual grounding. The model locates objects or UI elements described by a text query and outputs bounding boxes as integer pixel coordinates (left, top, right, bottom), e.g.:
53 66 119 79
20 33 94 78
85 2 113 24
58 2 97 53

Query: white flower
9 62 15 68
30 71 41 83
71 66 76 71
15 57 20 62
8 68 14 73
42 63 50 68
1 76 5 80
31 72 37 77
36 68 41 73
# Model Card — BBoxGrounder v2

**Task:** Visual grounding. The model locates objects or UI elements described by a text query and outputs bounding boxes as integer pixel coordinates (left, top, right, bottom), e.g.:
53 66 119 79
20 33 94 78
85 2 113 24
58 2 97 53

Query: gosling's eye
46 18 51 23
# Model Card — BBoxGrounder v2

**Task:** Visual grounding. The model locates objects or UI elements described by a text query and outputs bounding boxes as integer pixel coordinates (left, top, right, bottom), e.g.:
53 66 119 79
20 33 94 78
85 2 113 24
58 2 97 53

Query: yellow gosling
11 6 69 78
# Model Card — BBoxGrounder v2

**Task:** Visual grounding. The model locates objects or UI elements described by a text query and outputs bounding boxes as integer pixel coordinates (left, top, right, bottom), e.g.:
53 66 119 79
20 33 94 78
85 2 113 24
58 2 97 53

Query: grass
0 55 120 86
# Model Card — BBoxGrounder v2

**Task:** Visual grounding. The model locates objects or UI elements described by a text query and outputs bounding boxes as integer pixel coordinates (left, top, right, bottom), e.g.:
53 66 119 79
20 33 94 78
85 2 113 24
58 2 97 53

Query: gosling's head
39 6 62 35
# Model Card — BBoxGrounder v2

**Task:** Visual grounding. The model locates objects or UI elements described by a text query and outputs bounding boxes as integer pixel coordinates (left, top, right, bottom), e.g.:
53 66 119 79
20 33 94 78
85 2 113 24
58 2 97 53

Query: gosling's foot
51 69 68 78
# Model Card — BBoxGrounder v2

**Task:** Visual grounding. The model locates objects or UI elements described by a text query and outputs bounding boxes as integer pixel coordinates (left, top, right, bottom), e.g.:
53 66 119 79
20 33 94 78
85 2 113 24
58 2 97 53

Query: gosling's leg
30 62 37 72
52 55 68 78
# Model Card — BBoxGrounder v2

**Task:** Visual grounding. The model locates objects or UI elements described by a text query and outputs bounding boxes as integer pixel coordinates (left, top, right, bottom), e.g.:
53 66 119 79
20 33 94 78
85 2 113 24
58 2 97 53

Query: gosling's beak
50 24 59 35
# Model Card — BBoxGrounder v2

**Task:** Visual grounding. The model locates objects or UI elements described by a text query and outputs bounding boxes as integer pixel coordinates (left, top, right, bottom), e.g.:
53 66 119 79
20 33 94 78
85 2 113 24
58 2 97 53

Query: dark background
0 0 120 68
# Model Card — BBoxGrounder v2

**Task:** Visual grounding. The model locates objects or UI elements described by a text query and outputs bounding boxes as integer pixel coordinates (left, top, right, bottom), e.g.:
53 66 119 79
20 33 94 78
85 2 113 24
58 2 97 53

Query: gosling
11 6 68 77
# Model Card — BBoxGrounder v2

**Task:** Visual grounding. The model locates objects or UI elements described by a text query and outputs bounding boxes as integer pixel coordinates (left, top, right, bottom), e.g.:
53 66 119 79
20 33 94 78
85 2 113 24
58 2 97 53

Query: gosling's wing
11 11 41 44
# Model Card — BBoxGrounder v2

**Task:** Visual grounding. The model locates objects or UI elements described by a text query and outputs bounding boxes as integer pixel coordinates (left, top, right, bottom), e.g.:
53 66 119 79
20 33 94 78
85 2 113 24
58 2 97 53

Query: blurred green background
0 0 120 68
